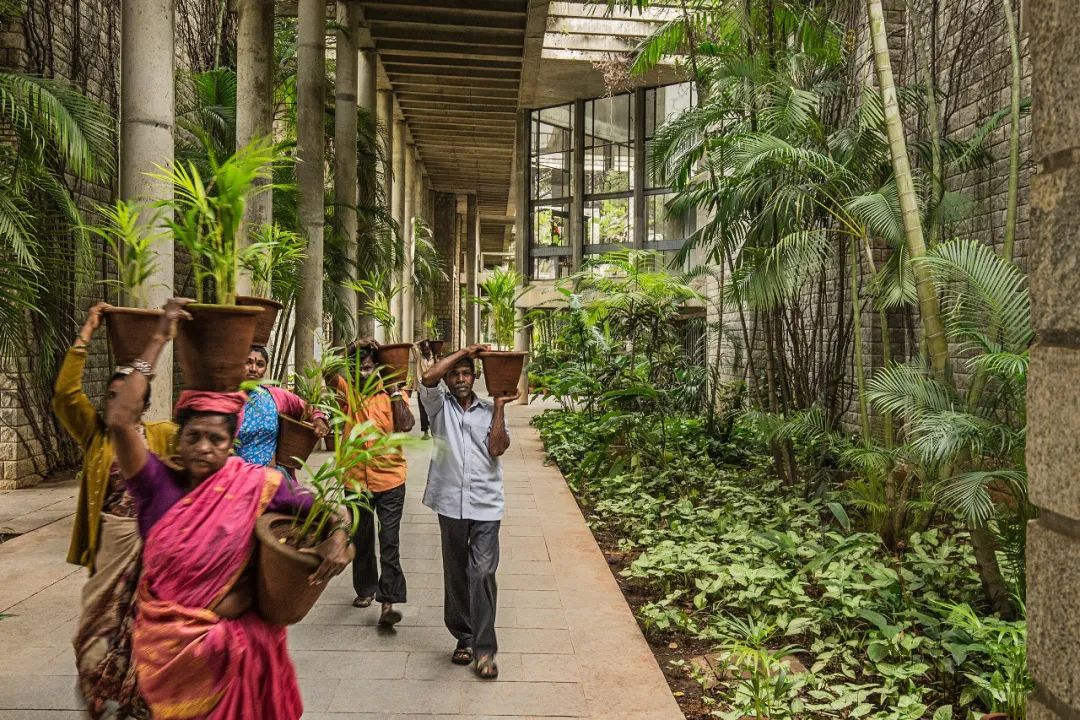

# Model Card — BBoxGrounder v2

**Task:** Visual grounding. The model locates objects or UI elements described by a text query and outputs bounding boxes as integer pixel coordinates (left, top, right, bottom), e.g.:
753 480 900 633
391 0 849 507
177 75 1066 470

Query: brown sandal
474 655 499 680
352 595 373 608
451 646 473 665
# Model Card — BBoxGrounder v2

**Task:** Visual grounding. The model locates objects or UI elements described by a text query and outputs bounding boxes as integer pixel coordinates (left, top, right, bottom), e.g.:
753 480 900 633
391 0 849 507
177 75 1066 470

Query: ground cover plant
534 408 1028 719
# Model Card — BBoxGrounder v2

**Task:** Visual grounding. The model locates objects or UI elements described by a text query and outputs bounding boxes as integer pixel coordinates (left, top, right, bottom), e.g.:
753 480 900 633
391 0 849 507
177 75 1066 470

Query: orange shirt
337 376 408 493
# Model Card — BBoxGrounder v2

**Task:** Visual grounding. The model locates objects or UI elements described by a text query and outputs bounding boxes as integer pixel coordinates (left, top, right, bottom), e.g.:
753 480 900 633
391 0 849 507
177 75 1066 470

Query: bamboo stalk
866 0 950 377
1001 0 1022 262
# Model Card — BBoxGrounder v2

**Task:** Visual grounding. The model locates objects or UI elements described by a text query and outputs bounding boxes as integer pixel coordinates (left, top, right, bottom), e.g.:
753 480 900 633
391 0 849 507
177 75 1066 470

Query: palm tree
0 71 115 366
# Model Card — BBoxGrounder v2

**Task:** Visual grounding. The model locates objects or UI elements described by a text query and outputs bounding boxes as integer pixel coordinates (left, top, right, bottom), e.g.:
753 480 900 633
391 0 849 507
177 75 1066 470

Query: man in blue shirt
418 344 516 680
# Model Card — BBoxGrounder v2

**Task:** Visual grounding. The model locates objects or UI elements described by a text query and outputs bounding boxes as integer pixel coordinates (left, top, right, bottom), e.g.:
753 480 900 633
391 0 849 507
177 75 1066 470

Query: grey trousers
438 515 501 657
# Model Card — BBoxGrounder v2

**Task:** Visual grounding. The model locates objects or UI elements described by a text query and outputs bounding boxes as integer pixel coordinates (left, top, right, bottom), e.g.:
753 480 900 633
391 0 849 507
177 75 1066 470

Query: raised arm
106 299 191 479
52 303 111 448
422 344 488 387
487 394 515 458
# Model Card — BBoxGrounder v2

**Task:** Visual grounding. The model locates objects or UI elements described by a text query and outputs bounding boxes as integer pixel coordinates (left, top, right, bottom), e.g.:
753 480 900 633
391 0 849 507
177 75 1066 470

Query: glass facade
525 82 695 279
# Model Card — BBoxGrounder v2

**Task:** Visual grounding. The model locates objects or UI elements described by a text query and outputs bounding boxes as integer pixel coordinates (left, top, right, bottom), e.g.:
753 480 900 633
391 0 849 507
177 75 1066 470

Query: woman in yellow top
337 338 414 626
52 302 176 719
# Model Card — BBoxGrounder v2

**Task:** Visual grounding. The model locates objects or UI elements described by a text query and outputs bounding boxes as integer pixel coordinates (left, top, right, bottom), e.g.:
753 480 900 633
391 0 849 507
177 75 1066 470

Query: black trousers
418 399 430 433
351 484 407 603
438 515 500 657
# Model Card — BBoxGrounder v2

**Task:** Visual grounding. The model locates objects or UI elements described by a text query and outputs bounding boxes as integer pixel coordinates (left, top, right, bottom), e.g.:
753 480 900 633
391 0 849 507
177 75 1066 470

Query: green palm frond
867 362 956 420
936 469 1028 525
0 72 115 184
920 238 1033 354
727 229 831 311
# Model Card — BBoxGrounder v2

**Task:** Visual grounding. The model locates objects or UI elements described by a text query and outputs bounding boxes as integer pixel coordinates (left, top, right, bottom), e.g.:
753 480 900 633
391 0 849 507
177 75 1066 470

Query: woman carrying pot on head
237 345 330 475
53 301 177 720
106 298 353 720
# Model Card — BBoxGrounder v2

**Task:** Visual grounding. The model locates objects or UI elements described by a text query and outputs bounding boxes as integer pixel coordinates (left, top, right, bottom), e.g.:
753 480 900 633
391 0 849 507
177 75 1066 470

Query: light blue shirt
418 383 507 521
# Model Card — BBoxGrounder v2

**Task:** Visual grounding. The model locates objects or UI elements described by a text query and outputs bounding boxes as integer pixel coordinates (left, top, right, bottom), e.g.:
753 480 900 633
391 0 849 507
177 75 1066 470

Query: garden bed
534 409 1029 720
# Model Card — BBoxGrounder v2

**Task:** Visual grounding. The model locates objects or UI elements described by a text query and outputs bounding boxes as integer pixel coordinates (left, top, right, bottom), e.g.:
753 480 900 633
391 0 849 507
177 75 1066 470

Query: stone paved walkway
0 402 682 719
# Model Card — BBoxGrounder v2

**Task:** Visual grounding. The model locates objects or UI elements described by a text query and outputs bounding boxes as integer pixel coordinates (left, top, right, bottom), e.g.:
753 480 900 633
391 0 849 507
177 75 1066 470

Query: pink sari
132 457 303 719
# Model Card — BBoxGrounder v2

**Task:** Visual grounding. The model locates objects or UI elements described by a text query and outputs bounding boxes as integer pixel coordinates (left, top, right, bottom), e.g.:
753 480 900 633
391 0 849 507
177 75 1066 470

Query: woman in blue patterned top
236 346 329 470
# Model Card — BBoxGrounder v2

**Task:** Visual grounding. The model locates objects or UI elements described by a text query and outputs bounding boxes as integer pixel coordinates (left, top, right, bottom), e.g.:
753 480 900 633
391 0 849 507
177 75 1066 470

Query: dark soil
269 518 321 551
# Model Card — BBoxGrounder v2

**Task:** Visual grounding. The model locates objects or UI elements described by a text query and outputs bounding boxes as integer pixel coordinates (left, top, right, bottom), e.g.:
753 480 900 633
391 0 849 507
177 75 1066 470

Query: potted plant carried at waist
90 200 165 365
254 357 422 625
238 223 305 347
273 350 345 471
154 138 281 390
469 266 528 398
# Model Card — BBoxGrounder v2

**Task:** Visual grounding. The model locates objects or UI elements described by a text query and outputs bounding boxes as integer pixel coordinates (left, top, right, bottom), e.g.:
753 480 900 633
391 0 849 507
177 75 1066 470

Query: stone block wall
709 0 1034 437
0 0 198 487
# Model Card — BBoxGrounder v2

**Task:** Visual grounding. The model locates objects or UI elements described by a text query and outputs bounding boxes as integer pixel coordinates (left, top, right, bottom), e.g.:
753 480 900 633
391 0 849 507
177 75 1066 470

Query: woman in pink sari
106 299 352 719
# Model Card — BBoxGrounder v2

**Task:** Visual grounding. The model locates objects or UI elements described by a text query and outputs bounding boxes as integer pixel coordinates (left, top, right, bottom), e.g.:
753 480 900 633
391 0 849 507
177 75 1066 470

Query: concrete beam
370 24 525 47
364 5 526 29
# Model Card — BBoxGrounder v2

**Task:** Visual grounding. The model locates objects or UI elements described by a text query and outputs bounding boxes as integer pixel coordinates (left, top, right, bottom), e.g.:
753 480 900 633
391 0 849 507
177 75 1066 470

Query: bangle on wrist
131 359 154 377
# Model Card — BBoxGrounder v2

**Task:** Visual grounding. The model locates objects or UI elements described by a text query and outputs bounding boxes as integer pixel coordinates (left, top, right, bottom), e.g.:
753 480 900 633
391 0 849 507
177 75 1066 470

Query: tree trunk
850 237 870 440
866 0 949 377
969 522 1017 619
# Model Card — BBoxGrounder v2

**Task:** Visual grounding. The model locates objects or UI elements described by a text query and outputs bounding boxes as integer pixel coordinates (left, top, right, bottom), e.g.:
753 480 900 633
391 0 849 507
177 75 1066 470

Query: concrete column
377 90 394 210
465 194 479 346
235 0 274 297
451 194 466 349
294 0 326 370
333 1 360 342
121 0 175 421
402 144 416 343
514 306 529 404
374 90 394 344
356 48 378 336
391 118 406 339
1027 3 1080 716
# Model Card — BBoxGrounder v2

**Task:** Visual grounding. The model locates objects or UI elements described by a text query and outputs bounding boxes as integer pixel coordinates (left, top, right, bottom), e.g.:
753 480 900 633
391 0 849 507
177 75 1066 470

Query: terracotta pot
103 307 164 366
478 351 527 398
254 513 354 625
175 304 264 391
375 343 412 386
323 435 336 452
236 296 283 347
275 414 319 470
427 339 445 358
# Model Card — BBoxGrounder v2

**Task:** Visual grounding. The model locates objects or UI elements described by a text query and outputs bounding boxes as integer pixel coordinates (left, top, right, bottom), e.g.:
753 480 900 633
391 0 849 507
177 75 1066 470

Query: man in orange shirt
339 339 415 627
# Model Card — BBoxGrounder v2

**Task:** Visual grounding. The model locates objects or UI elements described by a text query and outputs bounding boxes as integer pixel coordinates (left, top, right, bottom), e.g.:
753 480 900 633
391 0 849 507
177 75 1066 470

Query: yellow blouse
52 346 176 571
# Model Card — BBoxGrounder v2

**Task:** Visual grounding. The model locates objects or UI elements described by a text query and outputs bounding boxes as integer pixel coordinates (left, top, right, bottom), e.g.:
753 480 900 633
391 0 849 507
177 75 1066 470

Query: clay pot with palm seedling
90 200 165 365
154 139 281 390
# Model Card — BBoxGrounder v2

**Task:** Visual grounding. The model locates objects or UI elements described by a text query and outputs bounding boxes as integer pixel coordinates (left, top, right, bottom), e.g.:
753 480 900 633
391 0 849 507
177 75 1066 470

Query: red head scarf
173 390 248 417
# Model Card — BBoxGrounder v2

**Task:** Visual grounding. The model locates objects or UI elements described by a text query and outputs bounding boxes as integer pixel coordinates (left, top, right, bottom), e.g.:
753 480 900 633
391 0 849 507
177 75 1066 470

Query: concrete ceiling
358 0 531 252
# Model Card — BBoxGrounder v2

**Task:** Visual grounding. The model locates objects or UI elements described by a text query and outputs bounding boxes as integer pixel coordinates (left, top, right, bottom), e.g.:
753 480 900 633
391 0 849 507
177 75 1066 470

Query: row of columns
121 0 432 412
